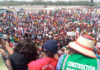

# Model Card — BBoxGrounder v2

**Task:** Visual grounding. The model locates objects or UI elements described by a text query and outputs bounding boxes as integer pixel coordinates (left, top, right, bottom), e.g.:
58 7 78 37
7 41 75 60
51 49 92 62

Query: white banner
67 32 76 36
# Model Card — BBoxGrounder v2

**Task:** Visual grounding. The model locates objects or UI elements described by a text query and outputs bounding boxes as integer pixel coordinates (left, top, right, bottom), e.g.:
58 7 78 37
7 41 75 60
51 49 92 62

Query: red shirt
28 57 58 70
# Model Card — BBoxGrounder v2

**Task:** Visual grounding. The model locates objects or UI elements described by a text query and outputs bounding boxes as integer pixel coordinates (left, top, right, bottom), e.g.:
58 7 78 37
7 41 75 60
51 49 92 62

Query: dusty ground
0 5 84 12
1 5 100 14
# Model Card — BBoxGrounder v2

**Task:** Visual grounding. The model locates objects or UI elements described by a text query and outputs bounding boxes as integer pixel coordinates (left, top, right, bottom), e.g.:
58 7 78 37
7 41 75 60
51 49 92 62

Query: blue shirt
96 54 100 59
56 54 66 70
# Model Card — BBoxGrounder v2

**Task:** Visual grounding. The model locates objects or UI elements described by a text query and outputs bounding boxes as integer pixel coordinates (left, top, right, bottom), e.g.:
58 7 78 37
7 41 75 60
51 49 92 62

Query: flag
11 37 14 43
10 37 15 48
72 19 75 23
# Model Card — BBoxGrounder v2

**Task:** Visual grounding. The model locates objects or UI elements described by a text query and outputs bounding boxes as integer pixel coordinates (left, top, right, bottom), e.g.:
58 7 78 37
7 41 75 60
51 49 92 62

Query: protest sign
67 32 76 36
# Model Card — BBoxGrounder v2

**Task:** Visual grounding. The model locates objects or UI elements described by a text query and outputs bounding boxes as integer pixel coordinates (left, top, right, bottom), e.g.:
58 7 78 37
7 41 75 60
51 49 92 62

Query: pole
91 0 94 6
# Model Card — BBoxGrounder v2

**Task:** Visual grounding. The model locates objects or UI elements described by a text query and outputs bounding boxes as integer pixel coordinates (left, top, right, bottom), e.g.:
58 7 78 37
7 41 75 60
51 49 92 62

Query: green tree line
0 1 99 6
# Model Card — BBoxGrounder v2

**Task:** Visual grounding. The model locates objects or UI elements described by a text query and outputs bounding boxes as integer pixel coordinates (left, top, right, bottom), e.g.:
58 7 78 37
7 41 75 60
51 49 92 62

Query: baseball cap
43 39 58 54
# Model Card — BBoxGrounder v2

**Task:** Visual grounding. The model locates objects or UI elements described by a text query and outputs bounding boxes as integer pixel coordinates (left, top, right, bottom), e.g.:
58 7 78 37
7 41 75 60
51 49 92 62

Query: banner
67 32 76 36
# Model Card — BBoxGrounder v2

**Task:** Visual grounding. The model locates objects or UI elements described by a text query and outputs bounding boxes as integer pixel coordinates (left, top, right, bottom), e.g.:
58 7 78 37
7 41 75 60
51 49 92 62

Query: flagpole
91 0 94 6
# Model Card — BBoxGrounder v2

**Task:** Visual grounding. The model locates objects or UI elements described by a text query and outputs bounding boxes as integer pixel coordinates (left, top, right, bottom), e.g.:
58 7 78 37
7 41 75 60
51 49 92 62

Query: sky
0 0 99 2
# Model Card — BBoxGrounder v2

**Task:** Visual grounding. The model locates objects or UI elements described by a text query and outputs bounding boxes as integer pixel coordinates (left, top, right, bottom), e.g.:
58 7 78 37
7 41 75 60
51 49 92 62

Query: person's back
9 52 29 70
28 39 58 70
59 54 97 70
28 57 58 70
7 39 38 70
57 35 100 70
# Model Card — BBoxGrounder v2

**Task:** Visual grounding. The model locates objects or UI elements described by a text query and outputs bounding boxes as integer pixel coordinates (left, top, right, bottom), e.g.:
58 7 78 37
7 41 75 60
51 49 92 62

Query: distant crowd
0 6 100 70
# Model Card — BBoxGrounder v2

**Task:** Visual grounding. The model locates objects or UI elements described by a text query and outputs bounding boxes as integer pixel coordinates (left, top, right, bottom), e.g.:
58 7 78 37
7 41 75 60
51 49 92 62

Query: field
0 5 85 12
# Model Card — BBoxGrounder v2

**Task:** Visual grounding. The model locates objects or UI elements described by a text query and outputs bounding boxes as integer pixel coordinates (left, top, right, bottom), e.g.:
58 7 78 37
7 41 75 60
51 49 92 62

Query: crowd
0 6 100 70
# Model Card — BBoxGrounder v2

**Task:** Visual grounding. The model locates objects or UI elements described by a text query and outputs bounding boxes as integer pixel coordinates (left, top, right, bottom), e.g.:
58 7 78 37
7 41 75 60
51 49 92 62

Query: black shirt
8 52 29 70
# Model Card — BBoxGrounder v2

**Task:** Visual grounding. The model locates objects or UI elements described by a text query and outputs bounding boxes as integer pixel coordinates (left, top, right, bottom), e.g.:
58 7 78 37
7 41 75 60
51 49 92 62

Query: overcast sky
0 0 99 2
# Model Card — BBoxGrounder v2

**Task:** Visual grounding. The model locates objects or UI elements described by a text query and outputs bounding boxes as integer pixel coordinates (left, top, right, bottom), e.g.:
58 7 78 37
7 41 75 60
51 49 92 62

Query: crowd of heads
0 6 100 57
0 6 100 70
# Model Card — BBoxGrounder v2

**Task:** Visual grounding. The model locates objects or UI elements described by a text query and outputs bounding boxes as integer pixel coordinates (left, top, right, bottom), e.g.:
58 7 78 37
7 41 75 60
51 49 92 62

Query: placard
67 32 76 36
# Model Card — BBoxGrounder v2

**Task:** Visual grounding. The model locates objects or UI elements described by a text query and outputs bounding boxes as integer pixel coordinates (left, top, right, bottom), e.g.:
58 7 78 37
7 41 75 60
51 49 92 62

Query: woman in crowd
6 39 38 70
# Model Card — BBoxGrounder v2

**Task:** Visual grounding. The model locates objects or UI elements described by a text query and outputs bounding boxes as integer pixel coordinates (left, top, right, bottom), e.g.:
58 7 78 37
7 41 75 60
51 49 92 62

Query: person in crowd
0 52 11 70
0 7 100 70
0 38 13 70
57 35 100 70
6 39 38 70
0 38 13 58
28 39 58 70
96 42 100 59
96 37 100 59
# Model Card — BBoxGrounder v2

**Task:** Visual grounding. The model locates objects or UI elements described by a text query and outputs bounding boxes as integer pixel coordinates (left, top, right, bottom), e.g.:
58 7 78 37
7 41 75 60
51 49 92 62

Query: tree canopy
0 1 99 6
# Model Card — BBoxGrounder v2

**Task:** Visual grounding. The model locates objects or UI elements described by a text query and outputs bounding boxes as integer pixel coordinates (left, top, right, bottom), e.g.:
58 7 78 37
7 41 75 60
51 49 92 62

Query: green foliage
0 1 99 6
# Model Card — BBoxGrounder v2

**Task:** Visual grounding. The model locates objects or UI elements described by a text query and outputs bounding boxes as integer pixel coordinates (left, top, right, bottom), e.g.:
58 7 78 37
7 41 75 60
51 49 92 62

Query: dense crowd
0 6 100 70
0 7 99 47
